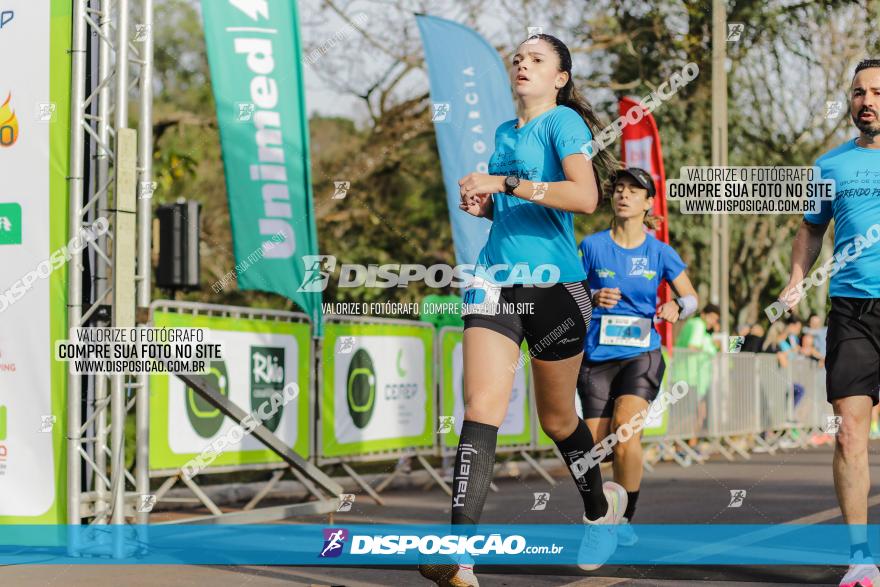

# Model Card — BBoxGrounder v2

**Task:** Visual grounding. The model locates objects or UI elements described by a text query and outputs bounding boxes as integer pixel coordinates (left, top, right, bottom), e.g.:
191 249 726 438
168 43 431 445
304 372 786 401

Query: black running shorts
577 348 666 419
462 280 592 361
826 296 880 405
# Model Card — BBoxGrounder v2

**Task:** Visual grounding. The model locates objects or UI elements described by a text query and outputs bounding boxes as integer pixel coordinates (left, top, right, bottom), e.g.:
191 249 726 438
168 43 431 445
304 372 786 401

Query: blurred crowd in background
673 305 880 442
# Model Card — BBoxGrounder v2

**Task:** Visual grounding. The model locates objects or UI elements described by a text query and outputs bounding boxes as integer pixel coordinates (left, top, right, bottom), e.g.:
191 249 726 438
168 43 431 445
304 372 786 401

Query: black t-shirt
741 334 764 353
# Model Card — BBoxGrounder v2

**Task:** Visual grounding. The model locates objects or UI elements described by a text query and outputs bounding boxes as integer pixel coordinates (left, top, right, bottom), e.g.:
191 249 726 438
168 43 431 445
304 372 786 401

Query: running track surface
7 444 880 586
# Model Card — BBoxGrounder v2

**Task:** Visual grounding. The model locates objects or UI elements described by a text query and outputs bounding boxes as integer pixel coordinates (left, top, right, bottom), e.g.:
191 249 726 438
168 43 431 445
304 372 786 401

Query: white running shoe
419 559 479 586
840 553 880 587
617 517 639 547
578 481 628 571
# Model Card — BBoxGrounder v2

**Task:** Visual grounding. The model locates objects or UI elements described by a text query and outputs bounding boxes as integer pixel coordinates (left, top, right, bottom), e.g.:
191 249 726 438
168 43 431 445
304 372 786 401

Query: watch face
505 176 519 189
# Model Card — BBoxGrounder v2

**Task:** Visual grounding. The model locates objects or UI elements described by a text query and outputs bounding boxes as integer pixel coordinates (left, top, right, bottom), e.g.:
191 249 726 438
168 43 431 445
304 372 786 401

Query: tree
148 0 880 323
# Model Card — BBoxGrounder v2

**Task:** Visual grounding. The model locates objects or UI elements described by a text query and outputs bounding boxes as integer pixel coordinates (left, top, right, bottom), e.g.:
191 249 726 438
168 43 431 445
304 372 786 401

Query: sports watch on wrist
504 175 520 195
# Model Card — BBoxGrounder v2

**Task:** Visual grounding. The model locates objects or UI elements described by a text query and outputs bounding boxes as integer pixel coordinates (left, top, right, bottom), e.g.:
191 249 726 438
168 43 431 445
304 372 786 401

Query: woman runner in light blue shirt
420 33 624 587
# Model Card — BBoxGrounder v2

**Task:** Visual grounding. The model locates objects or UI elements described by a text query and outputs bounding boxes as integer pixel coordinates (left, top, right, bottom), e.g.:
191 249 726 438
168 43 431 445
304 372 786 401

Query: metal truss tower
67 0 154 529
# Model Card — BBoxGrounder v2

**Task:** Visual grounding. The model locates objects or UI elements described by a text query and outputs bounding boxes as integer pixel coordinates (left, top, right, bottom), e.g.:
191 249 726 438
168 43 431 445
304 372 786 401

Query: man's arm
780 219 830 307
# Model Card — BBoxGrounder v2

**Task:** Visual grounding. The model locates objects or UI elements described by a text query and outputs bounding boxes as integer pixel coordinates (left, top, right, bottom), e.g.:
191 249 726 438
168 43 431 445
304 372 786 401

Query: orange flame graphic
0 93 19 147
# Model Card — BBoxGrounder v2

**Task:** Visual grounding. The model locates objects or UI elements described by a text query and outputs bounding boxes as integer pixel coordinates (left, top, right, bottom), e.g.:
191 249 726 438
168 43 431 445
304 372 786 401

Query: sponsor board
0 0 71 523
320 322 434 458
149 310 310 470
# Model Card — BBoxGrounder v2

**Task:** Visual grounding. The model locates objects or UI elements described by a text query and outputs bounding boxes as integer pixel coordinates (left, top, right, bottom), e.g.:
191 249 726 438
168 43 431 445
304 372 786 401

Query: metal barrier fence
644 349 833 466
144 305 838 518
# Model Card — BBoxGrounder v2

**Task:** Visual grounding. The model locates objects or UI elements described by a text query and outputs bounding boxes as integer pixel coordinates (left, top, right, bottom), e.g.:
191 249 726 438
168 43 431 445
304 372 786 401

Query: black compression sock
624 490 640 521
553 419 608 520
451 420 498 525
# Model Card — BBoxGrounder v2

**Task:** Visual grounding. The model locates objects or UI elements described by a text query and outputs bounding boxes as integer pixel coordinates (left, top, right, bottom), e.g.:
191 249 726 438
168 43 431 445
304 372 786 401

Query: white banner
0 0 57 518
332 336 427 443
167 330 301 454
450 341 528 436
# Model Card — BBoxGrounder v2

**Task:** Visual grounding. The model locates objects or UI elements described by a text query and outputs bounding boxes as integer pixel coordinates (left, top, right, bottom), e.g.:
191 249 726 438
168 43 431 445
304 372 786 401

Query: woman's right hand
592 287 621 309
460 192 492 218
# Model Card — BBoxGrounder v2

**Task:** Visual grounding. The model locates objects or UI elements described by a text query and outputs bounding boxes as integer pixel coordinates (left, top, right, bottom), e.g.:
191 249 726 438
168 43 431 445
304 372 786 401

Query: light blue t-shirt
580 230 686 362
476 105 591 285
804 139 880 298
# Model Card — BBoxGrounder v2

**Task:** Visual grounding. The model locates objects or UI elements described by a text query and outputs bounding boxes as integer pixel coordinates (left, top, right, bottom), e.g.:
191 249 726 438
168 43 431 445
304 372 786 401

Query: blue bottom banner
0 524 873 565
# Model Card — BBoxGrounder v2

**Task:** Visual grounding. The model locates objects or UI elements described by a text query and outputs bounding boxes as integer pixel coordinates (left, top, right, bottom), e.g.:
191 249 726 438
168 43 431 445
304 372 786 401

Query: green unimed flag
202 0 322 334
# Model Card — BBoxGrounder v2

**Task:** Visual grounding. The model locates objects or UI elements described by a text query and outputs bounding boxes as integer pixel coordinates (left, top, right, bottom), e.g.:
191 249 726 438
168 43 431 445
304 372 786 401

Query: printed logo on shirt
642 270 657 280
596 268 615 278
629 257 649 276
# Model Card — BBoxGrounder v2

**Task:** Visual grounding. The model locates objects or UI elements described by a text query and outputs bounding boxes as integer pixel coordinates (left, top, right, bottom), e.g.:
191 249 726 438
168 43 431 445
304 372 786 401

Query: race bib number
462 277 502 317
598 315 652 348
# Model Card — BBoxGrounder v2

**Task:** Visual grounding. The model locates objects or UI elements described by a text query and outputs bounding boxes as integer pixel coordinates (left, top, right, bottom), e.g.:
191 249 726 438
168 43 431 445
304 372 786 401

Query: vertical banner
0 0 71 523
149 311 311 471
619 96 672 349
415 14 515 267
201 0 323 334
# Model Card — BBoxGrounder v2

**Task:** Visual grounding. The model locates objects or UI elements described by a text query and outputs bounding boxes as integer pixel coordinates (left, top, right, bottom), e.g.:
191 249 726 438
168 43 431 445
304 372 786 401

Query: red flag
618 96 673 349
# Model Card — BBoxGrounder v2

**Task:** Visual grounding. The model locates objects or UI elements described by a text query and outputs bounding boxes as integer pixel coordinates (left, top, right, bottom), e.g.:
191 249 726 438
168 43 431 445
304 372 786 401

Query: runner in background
778 59 880 587
578 167 699 546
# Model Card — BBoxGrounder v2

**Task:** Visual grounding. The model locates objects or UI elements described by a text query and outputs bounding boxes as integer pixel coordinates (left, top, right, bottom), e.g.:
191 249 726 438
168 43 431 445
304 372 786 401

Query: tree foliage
148 0 880 324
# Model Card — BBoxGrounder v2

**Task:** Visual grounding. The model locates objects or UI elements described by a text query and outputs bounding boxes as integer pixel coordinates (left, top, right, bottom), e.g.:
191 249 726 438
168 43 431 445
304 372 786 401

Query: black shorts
462 280 592 361
826 296 880 405
576 349 666 419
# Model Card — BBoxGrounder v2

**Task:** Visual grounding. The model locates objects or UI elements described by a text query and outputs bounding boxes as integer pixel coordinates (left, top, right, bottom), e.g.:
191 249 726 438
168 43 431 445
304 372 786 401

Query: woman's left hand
459 173 505 200
656 301 680 323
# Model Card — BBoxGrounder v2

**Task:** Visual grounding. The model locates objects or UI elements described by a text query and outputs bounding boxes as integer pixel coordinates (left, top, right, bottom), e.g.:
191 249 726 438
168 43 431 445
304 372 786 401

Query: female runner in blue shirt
420 34 626 587
578 167 699 548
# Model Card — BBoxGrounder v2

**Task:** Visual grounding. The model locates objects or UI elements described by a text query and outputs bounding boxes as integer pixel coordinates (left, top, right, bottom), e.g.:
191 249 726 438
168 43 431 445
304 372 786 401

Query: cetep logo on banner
330 332 429 451
346 349 376 429
336 348 420 423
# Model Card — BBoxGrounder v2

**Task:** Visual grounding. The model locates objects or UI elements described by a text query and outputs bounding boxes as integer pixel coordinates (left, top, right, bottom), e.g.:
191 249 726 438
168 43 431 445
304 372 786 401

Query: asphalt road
7 442 880 586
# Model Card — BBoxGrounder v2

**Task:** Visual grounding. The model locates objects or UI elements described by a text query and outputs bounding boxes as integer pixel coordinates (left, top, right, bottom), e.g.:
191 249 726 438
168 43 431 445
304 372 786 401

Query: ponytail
530 34 619 195
558 84 618 185
643 212 662 231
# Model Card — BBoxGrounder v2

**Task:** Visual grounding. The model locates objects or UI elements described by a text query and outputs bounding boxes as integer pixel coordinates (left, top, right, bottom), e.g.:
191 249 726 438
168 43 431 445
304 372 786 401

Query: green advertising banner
201 0 322 333
438 328 531 449
0 0 71 524
150 310 311 471
320 321 434 459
